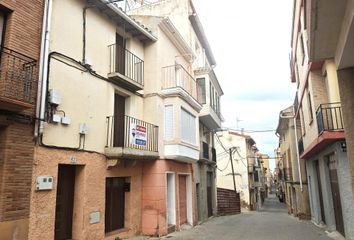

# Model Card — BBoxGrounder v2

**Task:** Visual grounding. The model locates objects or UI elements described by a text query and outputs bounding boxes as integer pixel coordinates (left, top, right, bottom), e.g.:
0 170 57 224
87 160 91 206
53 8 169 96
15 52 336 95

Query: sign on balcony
131 123 147 146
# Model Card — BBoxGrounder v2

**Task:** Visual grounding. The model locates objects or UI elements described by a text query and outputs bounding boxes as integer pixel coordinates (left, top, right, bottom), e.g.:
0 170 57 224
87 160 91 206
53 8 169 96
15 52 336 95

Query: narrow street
160 194 332 240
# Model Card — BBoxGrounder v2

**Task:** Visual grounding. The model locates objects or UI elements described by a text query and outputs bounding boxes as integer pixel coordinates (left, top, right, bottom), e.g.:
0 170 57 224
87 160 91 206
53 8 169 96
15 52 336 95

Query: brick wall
0 123 34 221
217 188 241 215
338 68 354 200
0 0 43 236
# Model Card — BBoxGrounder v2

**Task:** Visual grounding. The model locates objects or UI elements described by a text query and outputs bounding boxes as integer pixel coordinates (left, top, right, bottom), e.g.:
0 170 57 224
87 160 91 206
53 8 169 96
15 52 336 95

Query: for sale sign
130 123 147 146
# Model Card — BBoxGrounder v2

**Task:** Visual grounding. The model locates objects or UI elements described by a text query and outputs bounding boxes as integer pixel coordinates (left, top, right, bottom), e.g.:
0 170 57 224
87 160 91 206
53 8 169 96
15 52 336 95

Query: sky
193 0 296 170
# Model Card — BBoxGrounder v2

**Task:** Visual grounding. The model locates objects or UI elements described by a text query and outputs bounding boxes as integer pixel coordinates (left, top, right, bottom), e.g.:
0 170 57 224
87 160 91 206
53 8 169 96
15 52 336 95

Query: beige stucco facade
26 0 221 238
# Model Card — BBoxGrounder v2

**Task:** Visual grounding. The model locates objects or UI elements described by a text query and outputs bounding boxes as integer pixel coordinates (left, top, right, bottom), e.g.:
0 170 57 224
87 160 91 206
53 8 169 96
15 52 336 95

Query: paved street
138 194 334 240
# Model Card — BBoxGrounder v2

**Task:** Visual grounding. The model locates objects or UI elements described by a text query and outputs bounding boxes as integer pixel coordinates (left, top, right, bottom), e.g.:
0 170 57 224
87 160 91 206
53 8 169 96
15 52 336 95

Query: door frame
165 172 176 226
177 173 192 226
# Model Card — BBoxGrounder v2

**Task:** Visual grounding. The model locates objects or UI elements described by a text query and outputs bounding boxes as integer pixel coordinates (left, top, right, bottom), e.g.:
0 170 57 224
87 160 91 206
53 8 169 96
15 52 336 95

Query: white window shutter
164 105 174 140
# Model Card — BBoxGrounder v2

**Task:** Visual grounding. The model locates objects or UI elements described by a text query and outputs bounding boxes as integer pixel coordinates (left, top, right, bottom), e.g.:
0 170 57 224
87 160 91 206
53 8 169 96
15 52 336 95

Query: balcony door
116 33 125 75
113 94 125 147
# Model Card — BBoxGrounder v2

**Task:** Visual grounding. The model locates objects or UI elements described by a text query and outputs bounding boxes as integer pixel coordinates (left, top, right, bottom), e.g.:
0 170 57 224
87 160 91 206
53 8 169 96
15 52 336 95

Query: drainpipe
35 0 53 138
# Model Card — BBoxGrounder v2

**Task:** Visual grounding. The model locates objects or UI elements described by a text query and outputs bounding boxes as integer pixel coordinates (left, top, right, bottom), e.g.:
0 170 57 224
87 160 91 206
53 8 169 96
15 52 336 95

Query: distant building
276 106 310 219
215 130 260 210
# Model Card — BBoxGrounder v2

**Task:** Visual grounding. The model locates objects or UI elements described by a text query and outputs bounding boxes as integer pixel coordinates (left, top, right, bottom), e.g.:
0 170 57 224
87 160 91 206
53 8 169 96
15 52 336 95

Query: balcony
108 44 144 92
105 114 159 160
161 64 202 110
0 47 37 112
300 102 346 159
316 103 344 135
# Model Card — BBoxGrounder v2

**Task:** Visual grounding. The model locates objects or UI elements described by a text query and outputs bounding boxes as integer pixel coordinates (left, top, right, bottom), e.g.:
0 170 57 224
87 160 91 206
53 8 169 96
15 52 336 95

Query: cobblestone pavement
132 194 338 240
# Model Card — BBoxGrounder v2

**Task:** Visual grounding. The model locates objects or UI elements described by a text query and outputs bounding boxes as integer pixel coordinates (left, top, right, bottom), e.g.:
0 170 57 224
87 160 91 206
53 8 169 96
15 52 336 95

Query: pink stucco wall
141 160 196 236
28 146 143 240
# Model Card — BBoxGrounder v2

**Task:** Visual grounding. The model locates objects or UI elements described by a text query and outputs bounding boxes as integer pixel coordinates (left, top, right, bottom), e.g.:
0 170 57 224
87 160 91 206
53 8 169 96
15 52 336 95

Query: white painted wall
215 131 251 205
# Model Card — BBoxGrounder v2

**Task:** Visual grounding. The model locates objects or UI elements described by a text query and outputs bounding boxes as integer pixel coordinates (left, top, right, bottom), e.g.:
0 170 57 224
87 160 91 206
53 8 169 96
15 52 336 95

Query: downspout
35 0 53 138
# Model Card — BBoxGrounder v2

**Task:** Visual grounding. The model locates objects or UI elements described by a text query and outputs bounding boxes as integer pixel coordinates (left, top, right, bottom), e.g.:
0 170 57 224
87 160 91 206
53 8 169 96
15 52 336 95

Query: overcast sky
193 0 296 170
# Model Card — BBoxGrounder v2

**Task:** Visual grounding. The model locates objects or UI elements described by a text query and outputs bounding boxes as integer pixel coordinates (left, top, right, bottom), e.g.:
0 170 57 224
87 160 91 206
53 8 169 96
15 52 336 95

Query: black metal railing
106 115 158 152
108 44 144 86
211 147 216 162
162 64 201 103
0 46 37 104
298 137 304 155
202 142 209 159
316 103 344 135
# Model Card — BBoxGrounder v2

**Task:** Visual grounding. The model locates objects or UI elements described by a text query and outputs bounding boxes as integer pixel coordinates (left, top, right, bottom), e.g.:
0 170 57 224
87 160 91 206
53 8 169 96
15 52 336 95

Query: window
307 88 313 123
300 107 306 136
0 11 6 46
196 78 206 104
164 105 174 140
181 108 196 144
105 177 126 233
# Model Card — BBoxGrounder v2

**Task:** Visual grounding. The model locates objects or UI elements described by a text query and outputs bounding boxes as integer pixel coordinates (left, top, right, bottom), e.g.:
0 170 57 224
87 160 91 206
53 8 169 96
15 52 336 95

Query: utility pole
229 148 237 195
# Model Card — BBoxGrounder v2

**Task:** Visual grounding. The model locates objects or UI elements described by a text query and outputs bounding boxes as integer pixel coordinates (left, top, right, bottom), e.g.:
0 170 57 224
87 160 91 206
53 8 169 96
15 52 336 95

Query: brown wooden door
179 175 187 225
328 156 345 237
55 165 76 240
113 94 125 147
116 33 125 75
315 160 326 224
207 172 213 217
105 177 125 233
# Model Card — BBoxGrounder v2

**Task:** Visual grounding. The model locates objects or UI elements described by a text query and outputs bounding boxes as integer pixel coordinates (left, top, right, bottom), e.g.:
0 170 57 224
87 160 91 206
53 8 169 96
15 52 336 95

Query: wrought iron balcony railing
106 114 158 152
0 47 37 106
162 64 201 103
108 44 144 86
316 102 344 135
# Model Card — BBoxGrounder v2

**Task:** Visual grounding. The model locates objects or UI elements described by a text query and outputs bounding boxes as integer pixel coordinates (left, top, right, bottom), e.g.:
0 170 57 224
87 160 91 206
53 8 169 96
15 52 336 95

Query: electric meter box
49 89 61 105
36 176 54 191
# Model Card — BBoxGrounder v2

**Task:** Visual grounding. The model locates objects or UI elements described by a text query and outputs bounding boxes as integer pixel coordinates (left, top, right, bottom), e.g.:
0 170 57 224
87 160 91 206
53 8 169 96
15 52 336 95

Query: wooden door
113 94 125 147
328 156 345 237
116 33 125 75
207 172 213 217
105 177 125 233
55 165 76 240
179 175 187 225
315 160 326 224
